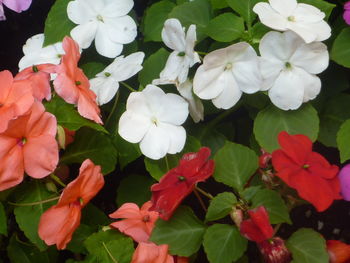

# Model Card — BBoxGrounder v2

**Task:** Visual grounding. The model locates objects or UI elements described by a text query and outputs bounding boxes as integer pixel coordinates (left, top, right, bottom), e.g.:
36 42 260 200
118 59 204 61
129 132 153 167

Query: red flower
272 131 341 212
258 237 291 263
38 159 104 249
150 147 214 220
327 240 350 263
239 206 274 243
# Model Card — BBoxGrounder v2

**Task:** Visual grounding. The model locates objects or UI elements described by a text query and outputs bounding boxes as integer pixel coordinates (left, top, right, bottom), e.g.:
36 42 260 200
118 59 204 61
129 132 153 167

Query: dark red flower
327 240 350 263
149 147 214 220
258 237 292 263
239 206 274 243
272 131 341 212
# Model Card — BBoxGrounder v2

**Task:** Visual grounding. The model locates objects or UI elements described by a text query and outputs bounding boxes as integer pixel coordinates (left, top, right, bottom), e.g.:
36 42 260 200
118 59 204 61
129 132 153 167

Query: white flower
193 42 262 110
259 31 329 110
253 0 331 43
153 18 200 85
118 85 189 160
90 52 145 105
18 33 64 71
67 0 137 58
176 80 204 123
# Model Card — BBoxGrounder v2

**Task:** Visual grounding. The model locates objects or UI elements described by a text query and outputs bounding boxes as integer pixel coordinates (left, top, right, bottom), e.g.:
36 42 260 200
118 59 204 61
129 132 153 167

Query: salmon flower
150 147 215 220
131 242 174 263
38 159 104 249
15 64 56 101
327 240 350 263
272 131 341 212
53 36 102 124
0 70 34 133
0 102 58 191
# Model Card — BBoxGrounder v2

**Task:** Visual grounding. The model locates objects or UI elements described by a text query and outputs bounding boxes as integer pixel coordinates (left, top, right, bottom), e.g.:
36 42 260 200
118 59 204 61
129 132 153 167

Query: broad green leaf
45 96 107 133
113 134 141 169
251 189 291 224
138 48 169 87
253 104 319 152
0 202 7 236
287 228 329 263
206 13 244 42
145 136 201 181
169 0 212 41
205 192 237 222
226 0 261 24
203 224 247 263
337 119 350 163
7 235 58 263
13 181 57 250
117 174 155 207
84 230 134 263
241 186 261 201
80 62 106 79
81 204 110 227
251 22 270 41
60 128 118 174
331 28 350 68
210 0 229 9
318 94 350 147
300 0 335 19
142 0 176 42
213 141 258 190
67 224 95 254
43 0 76 46
150 206 206 256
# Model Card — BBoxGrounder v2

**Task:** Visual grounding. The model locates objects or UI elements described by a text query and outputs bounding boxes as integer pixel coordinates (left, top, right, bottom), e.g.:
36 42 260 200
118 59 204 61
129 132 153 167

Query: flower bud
259 149 272 169
230 207 243 227
258 237 292 263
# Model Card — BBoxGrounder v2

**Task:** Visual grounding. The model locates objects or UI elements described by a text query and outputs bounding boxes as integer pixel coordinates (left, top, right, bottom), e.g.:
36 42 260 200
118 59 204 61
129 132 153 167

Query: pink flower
339 164 350 201
344 2 350 25
0 0 32 20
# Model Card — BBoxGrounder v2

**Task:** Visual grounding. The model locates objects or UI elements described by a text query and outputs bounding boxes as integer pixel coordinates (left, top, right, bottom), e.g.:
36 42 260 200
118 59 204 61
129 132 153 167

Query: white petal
290 42 329 74
140 125 170 160
67 0 98 24
118 111 151 143
259 57 284 91
161 18 186 51
159 52 187 82
158 93 189 125
160 123 186 154
193 65 225 100
90 77 119 105
104 16 137 44
70 22 98 49
126 91 153 118
94 24 123 58
298 69 321 103
103 0 134 17
269 0 297 16
287 22 318 43
253 3 288 31
212 71 242 110
185 24 197 58
141 85 165 115
310 20 331 42
293 3 325 23
22 34 44 54
268 69 305 110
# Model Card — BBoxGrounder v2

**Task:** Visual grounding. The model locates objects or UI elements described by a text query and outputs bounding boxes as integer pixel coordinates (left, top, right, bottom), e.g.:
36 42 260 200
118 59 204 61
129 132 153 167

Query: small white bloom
67 0 137 58
253 0 331 43
193 42 262 110
153 18 200 85
259 31 329 110
90 52 145 105
18 33 64 71
118 85 189 160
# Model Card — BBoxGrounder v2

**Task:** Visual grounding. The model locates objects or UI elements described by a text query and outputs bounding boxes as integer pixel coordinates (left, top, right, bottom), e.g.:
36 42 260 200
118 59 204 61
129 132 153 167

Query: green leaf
0 202 7 236
117 174 155 207
331 28 350 68
213 141 258 190
169 0 212 41
150 206 206 256
206 13 244 42
226 0 261 24
203 224 247 263
81 204 110 227
337 119 350 163
84 230 134 263
61 128 118 174
45 96 107 133
13 181 57 251
80 62 106 79
286 228 329 263
205 192 237 222
142 0 176 42
138 48 169 87
43 0 76 46
299 0 335 19
210 0 229 9
253 104 319 152
113 134 141 169
251 189 291 224
318 94 350 147
7 235 57 263
67 224 95 254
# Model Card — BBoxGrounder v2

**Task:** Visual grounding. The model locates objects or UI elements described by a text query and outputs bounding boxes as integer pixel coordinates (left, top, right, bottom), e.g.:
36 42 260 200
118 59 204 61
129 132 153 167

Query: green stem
164 155 170 171
105 91 120 127
193 188 207 212
50 174 66 187
120 81 137 92
8 196 60 206
195 186 214 199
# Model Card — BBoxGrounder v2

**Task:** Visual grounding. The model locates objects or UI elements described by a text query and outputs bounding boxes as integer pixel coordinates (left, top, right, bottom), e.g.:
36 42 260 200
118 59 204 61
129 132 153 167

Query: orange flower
0 70 34 133
53 37 102 124
109 201 159 243
38 159 104 249
15 64 56 101
131 242 174 263
0 102 58 191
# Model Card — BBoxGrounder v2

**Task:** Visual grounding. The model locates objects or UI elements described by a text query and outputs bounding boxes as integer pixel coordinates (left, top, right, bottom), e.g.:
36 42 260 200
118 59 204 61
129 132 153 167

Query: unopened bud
57 125 66 149
230 207 243 227
259 149 272 169
258 237 292 263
